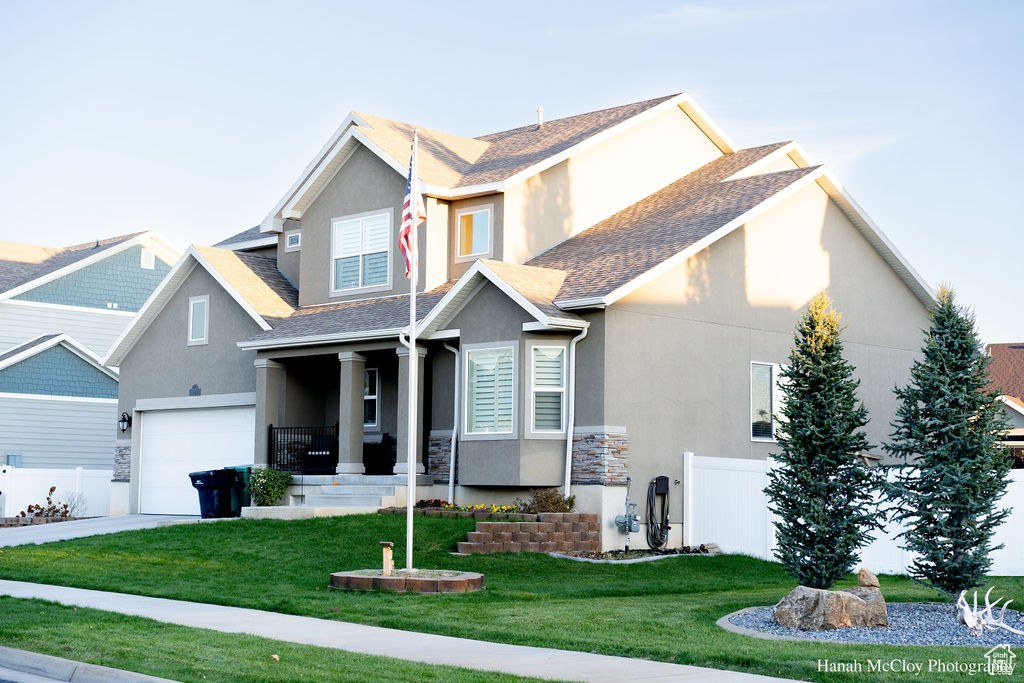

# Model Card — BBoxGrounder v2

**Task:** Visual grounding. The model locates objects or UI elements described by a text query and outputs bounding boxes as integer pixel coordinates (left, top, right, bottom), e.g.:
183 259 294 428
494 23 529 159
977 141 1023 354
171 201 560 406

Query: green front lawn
0 596 546 683
0 514 1020 682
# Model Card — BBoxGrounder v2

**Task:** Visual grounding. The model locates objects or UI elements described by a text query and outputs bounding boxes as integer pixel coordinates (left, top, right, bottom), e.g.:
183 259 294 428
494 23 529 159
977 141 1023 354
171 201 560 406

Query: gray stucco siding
117 265 261 440
14 245 172 313
298 146 411 307
0 395 115 469
0 345 117 398
276 220 301 287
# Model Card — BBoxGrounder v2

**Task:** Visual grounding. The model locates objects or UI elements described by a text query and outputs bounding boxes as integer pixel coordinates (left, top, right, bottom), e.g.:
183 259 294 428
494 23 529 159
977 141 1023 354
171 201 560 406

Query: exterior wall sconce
118 412 132 433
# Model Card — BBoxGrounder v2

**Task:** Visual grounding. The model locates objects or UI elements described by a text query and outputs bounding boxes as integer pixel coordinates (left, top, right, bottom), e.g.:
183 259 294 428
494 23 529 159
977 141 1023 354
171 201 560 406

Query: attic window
455 205 492 261
140 248 156 270
285 230 301 252
188 295 209 346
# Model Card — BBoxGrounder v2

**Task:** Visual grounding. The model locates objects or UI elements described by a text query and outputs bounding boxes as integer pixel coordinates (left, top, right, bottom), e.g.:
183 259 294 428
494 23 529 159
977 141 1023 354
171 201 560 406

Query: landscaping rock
858 568 880 588
773 584 888 630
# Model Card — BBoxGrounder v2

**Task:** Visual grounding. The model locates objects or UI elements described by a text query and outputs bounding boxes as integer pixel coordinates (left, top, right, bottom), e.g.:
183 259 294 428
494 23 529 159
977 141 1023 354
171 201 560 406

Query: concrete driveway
0 514 199 547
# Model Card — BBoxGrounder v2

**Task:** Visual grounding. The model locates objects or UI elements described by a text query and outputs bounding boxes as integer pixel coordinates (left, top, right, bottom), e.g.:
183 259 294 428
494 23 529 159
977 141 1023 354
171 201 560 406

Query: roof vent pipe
537 105 543 128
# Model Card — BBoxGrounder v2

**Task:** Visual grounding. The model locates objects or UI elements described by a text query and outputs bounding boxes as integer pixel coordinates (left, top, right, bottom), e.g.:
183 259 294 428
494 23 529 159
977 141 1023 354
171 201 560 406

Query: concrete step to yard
315 485 395 496
302 494 386 507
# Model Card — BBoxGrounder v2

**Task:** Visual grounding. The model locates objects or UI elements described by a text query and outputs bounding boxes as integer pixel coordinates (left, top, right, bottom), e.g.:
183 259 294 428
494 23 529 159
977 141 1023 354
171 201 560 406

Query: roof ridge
476 93 681 141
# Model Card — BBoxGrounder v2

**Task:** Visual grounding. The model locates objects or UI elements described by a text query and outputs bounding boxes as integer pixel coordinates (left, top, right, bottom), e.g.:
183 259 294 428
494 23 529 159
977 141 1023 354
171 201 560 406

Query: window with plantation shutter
331 211 390 292
465 345 516 436
530 345 566 434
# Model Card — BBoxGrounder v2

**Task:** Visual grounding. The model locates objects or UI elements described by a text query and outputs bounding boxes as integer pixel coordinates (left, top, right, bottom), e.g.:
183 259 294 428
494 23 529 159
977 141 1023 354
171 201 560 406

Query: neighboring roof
263 92 737 230
1001 395 1024 418
239 285 455 349
214 225 277 251
0 333 117 380
988 343 1024 399
526 144 815 304
104 246 298 365
0 231 179 300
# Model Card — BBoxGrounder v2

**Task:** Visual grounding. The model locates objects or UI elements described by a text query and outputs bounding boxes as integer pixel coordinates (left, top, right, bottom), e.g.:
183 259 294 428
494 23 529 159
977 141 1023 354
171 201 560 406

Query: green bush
247 468 292 507
513 488 575 513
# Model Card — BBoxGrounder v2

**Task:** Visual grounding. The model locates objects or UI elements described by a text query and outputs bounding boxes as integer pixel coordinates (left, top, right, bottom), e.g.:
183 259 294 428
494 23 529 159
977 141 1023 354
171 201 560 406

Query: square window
456 206 492 259
331 212 390 292
285 230 301 251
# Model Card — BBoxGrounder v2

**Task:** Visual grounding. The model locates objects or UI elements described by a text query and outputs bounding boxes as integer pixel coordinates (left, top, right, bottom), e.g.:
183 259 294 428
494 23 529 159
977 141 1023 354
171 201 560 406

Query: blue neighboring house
0 231 178 470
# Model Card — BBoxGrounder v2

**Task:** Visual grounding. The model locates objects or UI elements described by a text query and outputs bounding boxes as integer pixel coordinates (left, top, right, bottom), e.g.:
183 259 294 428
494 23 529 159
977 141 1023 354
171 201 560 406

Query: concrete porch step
316 485 395 496
303 494 386 507
289 474 432 486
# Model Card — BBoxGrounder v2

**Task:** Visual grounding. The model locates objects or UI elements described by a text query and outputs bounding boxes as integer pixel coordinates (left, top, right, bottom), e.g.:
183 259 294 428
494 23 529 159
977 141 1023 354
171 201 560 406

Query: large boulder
773 582 888 630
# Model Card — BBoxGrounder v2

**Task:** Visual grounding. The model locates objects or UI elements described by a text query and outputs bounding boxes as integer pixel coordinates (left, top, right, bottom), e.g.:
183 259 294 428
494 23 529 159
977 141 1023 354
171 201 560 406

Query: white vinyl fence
682 452 1024 576
0 465 111 518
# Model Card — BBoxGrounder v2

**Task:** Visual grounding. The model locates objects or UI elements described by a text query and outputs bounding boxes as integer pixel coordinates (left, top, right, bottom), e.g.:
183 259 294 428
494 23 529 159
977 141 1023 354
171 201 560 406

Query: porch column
395 345 427 475
337 352 366 475
254 358 283 466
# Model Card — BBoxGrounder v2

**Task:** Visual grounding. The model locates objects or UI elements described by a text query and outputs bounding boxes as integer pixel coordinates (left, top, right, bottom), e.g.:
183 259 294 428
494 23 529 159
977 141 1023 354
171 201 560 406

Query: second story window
188 295 209 346
456 205 492 260
332 211 390 293
285 230 301 252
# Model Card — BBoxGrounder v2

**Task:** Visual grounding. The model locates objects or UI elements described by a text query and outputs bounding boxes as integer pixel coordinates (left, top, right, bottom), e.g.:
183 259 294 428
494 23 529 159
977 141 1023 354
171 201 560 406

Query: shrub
19 486 72 518
415 498 450 508
247 468 292 507
514 488 575 514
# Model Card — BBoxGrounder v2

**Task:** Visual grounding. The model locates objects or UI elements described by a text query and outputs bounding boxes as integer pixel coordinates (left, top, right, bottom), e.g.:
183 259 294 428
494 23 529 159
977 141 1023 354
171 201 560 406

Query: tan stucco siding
297 145 411 306
603 180 931 514
448 194 504 281
502 106 724 265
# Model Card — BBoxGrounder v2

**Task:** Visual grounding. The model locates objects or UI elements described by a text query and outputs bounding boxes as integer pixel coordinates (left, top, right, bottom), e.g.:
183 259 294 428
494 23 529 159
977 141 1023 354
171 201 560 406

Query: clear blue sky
0 1 1020 342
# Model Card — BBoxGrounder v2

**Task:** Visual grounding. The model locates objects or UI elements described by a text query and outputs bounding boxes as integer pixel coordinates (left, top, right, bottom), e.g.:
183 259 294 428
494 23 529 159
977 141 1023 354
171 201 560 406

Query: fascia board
0 334 67 372
138 231 183 265
216 237 278 251
561 168 827 309
57 335 120 380
722 142 800 182
236 328 402 351
260 114 364 234
677 97 736 154
103 254 198 367
815 169 936 307
0 232 153 303
415 263 486 337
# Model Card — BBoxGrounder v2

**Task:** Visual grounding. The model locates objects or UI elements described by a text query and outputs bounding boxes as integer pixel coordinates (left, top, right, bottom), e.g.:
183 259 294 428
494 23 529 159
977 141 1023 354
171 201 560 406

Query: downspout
563 325 589 497
444 342 459 505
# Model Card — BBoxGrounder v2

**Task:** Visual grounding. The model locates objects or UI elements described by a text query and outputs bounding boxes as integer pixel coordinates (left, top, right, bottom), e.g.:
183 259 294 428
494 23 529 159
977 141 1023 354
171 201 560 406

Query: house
106 93 934 546
0 233 178 471
987 343 1024 467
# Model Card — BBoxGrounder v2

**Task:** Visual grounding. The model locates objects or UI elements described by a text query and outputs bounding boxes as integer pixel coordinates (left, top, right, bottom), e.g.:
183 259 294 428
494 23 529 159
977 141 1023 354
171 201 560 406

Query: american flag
398 132 426 280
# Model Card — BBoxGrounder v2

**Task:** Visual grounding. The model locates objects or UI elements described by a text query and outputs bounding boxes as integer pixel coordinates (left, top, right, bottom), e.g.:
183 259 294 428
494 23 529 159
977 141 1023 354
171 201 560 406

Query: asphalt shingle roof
194 247 297 325
0 334 61 365
214 225 267 248
0 233 143 294
526 143 815 303
988 343 1024 400
355 95 678 188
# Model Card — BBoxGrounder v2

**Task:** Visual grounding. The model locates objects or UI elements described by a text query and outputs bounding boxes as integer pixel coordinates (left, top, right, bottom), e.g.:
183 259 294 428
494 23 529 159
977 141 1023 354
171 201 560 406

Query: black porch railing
268 423 339 474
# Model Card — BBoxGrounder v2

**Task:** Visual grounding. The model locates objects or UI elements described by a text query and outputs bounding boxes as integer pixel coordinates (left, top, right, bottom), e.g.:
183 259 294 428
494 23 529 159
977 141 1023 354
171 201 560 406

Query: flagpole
405 132 419 571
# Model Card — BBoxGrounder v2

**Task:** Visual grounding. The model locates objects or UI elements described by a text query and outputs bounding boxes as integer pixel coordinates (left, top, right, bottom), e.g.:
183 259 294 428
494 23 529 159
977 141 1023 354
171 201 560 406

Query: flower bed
379 506 539 522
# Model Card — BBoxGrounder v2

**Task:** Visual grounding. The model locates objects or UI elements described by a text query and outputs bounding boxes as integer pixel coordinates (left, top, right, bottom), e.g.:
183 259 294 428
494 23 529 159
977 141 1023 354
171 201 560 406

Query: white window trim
454 204 494 263
363 367 380 430
526 341 568 439
284 230 302 252
330 208 393 296
140 248 156 270
462 340 518 441
187 295 210 346
750 361 784 442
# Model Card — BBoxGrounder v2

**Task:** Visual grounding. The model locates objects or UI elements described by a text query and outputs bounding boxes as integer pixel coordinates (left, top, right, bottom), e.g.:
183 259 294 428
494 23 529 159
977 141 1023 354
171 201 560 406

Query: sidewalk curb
0 645 179 682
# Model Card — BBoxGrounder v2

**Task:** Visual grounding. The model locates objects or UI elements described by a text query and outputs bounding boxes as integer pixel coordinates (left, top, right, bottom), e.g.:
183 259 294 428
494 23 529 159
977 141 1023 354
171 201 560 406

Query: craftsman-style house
106 93 934 544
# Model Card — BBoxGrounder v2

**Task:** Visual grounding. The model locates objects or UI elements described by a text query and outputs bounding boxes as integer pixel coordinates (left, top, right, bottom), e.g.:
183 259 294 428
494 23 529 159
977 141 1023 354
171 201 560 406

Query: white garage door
139 405 255 515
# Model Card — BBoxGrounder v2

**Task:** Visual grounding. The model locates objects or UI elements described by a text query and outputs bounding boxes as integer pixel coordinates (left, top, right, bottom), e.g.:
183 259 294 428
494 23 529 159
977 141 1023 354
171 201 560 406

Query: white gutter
563 325 590 497
444 342 460 505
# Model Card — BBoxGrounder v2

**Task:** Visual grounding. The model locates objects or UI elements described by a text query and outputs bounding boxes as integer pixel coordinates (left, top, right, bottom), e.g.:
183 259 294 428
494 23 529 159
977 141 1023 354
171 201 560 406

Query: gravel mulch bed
728 602 1024 647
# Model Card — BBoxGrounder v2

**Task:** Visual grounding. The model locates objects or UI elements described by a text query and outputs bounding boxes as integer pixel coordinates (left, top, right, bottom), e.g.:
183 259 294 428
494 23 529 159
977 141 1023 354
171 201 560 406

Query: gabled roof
524 145 935 310
214 225 277 251
0 231 179 301
988 343 1024 399
0 333 118 380
104 246 298 366
1000 395 1024 419
262 93 736 231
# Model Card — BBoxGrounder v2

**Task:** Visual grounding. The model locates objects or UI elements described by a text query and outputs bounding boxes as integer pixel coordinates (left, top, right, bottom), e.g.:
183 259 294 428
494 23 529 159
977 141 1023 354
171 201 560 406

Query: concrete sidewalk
0 645 180 682
0 580 786 682
0 515 198 548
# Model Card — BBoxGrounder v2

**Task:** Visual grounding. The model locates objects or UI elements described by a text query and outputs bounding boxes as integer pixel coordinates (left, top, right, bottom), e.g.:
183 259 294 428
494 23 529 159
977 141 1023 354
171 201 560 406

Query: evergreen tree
886 287 1012 594
765 292 879 589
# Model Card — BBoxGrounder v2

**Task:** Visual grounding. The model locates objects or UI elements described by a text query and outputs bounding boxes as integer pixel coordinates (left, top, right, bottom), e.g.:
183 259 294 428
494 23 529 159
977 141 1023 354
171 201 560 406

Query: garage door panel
139 405 255 515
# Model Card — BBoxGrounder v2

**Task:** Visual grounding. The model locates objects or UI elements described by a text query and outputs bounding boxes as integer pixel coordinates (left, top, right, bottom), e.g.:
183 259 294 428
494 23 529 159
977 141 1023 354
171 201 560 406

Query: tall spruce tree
886 287 1012 595
765 292 879 589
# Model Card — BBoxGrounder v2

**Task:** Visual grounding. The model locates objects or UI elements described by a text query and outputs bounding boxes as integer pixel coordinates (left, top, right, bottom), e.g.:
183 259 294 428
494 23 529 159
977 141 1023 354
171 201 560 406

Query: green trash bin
224 465 252 515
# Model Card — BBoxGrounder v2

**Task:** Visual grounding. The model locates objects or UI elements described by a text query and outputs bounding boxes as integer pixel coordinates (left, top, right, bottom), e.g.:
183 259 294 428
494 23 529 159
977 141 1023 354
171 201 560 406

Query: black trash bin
189 469 241 518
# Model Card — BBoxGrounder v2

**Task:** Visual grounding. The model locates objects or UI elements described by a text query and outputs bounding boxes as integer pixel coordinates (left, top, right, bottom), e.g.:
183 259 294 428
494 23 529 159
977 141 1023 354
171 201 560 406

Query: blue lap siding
0 345 118 399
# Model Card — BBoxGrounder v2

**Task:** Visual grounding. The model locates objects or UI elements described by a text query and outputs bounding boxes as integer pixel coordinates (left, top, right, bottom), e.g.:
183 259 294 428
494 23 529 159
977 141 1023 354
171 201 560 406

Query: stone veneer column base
427 431 453 485
113 439 131 482
570 426 629 486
